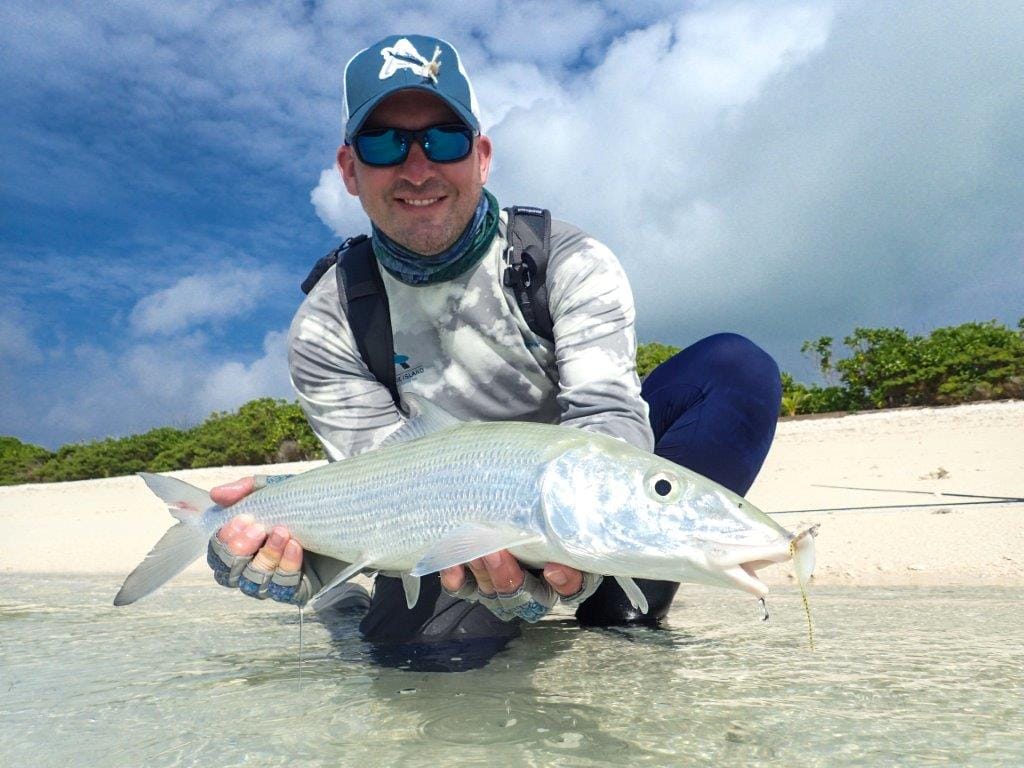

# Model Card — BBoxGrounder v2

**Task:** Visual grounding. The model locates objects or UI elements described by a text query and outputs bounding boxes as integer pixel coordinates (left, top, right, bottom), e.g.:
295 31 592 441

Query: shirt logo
394 353 425 384
379 38 442 83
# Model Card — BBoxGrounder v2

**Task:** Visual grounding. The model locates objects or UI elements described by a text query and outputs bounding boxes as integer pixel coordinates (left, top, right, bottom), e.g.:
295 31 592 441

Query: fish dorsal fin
380 394 464 447
410 523 544 577
310 558 372 611
614 576 650 614
400 573 421 609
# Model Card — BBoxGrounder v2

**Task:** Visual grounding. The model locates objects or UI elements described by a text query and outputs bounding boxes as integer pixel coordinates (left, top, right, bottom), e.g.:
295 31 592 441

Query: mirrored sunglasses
350 124 476 167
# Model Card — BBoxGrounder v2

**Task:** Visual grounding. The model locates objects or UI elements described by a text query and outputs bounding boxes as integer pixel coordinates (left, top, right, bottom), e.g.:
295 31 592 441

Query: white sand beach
2 401 1022 588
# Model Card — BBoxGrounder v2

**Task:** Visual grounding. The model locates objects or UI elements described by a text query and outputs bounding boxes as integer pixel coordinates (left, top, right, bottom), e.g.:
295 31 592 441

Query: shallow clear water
1 576 1021 767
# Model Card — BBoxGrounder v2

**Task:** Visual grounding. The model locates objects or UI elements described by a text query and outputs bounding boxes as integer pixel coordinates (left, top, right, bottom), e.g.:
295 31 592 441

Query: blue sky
3 1 1023 449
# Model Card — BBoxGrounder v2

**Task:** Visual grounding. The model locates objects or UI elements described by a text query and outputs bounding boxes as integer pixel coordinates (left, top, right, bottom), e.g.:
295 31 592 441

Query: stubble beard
374 181 481 257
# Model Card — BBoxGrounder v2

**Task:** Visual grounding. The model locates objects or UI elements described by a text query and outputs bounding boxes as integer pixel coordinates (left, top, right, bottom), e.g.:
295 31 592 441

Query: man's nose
397 141 435 184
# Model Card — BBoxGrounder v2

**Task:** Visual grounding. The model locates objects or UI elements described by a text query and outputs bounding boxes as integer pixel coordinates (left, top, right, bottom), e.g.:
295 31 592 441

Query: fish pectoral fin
380 394 464 447
614 576 649 614
310 558 372 611
409 523 545 577
401 572 421 609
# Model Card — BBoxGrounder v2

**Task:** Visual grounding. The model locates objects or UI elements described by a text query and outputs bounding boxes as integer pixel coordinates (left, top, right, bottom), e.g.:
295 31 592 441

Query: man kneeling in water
208 34 782 655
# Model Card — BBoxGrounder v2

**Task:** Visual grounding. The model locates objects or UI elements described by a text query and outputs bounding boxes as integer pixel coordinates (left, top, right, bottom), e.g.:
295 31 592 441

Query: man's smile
397 196 445 208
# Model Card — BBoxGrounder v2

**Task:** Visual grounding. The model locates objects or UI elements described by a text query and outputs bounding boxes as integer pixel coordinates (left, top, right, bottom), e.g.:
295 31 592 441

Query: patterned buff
371 189 499 285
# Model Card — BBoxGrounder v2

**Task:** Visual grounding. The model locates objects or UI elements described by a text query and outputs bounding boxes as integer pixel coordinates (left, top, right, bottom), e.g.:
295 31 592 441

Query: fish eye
645 471 679 502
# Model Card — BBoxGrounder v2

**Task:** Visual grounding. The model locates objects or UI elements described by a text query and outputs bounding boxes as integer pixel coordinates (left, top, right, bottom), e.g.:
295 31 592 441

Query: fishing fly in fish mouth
115 33 814 653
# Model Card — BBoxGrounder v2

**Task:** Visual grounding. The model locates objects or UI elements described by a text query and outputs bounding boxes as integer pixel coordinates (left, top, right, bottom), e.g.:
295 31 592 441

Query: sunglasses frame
349 123 478 168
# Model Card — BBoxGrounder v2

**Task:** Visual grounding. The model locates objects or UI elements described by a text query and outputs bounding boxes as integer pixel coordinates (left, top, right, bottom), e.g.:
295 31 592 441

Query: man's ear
476 134 493 184
337 144 359 195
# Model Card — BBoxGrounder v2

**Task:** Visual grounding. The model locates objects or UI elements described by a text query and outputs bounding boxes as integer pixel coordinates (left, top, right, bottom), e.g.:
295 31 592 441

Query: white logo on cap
379 38 442 83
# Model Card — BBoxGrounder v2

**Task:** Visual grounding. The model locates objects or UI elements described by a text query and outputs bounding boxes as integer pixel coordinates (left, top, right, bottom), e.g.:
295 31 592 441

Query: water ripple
0 578 1021 767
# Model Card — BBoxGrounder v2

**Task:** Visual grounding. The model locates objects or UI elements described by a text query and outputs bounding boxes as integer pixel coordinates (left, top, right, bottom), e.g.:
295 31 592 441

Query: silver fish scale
221 422 580 569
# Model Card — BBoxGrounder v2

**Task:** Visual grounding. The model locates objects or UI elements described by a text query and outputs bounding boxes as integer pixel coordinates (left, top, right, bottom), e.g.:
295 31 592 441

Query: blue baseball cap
343 34 481 141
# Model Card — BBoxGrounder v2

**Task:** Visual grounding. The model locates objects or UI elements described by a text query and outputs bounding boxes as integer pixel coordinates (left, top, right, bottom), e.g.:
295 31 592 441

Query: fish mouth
716 526 819 598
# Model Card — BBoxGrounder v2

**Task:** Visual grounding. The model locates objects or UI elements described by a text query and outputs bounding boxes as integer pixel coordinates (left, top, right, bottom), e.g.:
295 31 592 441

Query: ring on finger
251 549 281 572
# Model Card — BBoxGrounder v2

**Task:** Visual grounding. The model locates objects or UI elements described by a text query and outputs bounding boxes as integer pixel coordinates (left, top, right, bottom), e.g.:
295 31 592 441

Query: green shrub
636 342 681 378
154 399 322 469
7 318 1022 483
1 400 324 485
0 436 54 486
32 428 190 483
780 373 855 416
791 318 1024 413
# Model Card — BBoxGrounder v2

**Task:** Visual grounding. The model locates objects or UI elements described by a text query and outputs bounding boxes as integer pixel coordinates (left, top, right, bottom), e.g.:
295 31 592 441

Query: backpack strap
502 206 554 342
300 235 401 409
300 207 554 411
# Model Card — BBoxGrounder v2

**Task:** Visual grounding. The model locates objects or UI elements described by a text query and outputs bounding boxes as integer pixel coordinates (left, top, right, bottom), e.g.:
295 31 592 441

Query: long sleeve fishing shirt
288 214 654 460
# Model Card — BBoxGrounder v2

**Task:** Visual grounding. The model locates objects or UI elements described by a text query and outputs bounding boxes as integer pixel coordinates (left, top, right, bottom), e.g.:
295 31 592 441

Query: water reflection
332 618 665 760
315 582 523 674
1 579 1022 768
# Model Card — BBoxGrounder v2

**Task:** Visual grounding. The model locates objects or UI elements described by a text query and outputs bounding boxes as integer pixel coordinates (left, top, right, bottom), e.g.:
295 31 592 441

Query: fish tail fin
113 473 216 606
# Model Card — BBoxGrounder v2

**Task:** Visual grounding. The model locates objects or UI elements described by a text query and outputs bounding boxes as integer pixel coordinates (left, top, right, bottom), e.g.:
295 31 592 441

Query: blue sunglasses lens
353 129 406 166
354 125 473 166
422 126 474 162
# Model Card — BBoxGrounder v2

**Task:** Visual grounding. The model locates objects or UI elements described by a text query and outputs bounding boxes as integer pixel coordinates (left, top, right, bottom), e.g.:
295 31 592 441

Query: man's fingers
215 515 248 543
251 526 288 572
481 550 525 596
440 565 466 592
217 517 266 557
278 539 303 573
210 476 257 507
467 558 496 595
543 564 584 598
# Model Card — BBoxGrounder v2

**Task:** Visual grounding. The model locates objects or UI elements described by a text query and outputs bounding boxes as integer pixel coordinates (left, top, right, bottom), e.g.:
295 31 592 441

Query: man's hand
207 475 311 605
440 551 602 623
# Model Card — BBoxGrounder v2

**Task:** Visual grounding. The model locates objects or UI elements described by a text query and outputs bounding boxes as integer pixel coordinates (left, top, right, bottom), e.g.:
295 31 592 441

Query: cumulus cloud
129 267 274 336
198 330 291 414
0 247 297 446
310 168 367 237
4 0 1024 449
489 3 836 261
0 310 41 363
35 330 293 446
309 0 1024 377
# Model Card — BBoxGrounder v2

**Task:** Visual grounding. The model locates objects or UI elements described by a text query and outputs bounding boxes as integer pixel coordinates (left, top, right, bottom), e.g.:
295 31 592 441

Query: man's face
337 90 492 256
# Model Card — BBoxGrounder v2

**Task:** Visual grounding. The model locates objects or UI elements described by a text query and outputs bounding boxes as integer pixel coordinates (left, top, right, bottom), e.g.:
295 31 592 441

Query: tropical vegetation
2 319 1021 484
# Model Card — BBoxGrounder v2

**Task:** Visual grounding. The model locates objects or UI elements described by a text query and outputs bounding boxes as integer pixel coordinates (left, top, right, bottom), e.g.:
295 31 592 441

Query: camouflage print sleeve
546 222 655 452
287 265 402 460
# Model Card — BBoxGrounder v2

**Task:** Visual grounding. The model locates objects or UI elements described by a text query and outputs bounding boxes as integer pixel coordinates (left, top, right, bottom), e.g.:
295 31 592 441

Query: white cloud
310 168 368 237
129 267 272 336
473 61 567 131
0 310 41 363
36 330 293 445
303 0 1024 378
491 3 835 236
481 0 1024 371
5 0 1024 450
198 330 291 414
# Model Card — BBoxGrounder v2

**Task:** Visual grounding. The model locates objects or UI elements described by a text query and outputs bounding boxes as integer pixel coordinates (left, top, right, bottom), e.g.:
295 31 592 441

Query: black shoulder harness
301 207 553 408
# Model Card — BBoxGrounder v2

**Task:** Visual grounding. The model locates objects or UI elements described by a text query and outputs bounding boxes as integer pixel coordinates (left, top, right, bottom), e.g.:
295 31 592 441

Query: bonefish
115 398 816 615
